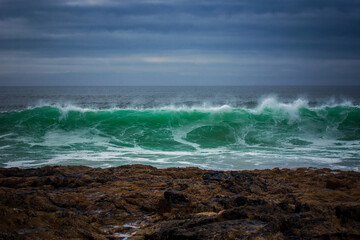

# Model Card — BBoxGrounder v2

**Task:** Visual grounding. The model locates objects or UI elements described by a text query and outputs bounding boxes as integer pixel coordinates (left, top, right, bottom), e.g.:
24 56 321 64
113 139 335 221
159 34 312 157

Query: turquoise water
0 86 359 170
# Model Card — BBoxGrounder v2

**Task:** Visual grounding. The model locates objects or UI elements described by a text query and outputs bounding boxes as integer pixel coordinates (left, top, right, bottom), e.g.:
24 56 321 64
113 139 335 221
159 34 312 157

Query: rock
0 165 359 239
219 195 267 209
336 206 360 222
220 207 248 220
326 179 345 189
202 171 228 181
164 190 188 204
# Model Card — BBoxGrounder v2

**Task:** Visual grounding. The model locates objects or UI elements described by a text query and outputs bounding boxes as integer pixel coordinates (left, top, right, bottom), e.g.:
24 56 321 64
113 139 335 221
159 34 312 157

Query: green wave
1 104 359 151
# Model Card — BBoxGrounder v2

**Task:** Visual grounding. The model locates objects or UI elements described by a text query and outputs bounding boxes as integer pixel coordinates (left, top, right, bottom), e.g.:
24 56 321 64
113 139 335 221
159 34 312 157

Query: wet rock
219 171 267 193
164 190 188 204
220 207 248 220
230 171 254 182
0 165 359 239
219 195 267 209
202 171 228 181
336 206 360 222
326 179 346 189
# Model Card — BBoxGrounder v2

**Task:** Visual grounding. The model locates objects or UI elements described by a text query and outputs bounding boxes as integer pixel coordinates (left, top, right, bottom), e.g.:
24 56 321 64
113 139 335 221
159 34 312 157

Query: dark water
0 86 359 171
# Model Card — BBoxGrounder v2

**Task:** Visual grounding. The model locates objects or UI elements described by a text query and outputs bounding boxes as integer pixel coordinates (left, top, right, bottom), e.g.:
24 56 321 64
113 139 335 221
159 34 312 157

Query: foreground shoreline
1 165 359 239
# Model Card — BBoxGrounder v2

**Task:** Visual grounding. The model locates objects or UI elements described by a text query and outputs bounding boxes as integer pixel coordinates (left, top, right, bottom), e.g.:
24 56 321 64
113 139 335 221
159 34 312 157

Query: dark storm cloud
0 0 359 85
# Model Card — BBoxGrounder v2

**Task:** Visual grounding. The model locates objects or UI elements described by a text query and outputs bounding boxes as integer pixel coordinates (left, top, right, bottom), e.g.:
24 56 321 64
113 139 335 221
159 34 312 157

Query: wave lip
1 96 359 114
0 97 359 170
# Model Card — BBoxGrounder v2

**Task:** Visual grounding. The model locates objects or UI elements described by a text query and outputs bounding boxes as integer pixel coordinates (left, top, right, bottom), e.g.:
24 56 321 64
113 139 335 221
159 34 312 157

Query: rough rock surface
0 165 359 239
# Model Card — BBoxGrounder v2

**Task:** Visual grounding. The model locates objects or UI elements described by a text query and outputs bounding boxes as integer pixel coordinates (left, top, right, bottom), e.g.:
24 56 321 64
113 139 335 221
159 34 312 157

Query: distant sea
0 86 359 171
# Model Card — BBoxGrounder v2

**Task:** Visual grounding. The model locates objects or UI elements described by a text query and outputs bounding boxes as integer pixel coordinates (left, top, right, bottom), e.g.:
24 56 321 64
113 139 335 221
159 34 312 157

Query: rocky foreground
0 165 359 239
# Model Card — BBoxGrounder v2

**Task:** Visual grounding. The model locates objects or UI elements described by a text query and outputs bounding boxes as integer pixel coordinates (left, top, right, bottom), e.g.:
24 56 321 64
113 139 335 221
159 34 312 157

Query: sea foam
1 97 359 170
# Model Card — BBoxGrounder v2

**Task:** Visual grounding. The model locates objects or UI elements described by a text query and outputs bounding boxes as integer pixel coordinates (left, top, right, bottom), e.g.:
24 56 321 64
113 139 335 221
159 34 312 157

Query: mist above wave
13 96 357 113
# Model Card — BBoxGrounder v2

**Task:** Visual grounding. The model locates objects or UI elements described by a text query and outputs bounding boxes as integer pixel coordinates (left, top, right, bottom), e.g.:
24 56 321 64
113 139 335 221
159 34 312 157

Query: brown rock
0 165 359 239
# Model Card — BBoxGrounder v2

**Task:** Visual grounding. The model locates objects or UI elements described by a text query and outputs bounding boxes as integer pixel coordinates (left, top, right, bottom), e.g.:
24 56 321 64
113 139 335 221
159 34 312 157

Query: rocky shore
0 165 359 239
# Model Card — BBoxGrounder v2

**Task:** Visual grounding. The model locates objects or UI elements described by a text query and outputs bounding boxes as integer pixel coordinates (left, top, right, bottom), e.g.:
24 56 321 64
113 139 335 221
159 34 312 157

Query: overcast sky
0 0 359 86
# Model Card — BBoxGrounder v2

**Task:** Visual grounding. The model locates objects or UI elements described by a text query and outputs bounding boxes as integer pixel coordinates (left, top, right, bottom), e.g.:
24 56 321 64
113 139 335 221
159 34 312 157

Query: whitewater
0 86 359 170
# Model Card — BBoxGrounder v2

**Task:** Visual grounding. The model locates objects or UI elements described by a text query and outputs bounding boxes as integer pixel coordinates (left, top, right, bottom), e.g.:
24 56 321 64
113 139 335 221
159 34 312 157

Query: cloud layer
0 0 359 85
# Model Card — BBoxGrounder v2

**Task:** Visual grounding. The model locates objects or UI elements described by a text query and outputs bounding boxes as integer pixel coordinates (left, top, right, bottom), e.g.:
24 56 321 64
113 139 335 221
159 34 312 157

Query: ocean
0 86 359 171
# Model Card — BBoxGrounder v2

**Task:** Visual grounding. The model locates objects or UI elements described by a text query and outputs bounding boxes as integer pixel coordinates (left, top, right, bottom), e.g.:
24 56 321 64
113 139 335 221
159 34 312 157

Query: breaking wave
1 97 359 170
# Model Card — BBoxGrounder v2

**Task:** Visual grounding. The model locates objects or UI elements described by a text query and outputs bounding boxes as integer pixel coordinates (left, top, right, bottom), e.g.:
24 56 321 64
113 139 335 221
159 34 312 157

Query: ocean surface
0 86 359 171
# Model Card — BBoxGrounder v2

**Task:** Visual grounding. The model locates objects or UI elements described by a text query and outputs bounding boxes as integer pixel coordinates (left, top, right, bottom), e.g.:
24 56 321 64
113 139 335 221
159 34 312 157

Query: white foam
33 130 98 147
158 104 233 112
0 133 15 139
252 97 309 120
3 142 357 170
25 102 235 113
3 97 359 116
4 160 35 168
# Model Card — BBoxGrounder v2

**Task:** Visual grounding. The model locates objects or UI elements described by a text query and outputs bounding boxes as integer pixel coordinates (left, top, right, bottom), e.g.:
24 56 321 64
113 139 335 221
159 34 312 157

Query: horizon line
1 84 360 87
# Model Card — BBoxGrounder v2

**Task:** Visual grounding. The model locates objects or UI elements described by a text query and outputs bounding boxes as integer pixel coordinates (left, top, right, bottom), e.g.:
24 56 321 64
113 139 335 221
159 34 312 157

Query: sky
0 0 359 86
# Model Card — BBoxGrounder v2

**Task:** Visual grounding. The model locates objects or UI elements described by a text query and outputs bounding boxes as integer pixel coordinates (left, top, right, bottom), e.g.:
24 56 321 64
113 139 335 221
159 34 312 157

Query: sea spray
0 97 359 170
